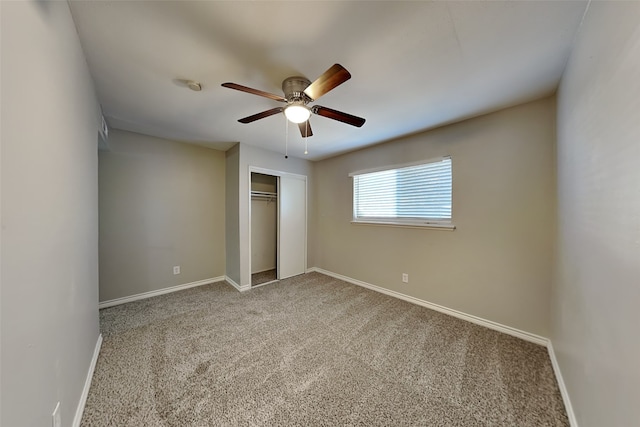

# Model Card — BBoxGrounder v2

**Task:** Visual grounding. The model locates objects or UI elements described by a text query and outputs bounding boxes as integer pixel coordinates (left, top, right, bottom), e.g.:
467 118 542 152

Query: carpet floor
251 269 277 287
81 272 568 426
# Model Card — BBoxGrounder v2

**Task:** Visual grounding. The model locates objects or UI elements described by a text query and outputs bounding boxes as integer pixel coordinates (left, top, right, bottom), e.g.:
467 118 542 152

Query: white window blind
352 157 452 225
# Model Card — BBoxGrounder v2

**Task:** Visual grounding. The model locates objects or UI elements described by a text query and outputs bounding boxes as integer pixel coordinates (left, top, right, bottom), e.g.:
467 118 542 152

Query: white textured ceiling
69 1 587 160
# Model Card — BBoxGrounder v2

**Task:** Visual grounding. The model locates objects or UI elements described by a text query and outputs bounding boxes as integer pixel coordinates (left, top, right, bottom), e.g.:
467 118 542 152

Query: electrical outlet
173 266 180 275
52 402 61 427
402 273 409 283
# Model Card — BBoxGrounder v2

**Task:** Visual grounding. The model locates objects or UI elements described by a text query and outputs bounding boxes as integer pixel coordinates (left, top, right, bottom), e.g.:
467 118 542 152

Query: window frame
349 156 455 230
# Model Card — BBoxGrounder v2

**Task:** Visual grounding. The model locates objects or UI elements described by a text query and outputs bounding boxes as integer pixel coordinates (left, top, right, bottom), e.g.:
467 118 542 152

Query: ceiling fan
222 64 365 138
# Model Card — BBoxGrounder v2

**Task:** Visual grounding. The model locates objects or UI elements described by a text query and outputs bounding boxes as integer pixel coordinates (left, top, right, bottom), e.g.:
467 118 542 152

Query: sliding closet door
278 175 306 279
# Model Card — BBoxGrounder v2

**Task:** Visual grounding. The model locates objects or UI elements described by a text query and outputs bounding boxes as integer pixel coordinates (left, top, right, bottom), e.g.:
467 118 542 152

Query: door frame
248 166 307 285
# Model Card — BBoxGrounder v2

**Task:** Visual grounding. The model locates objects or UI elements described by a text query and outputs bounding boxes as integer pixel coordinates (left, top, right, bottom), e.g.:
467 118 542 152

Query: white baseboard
98 276 225 309
547 341 579 426
225 276 251 292
73 333 103 427
308 267 548 346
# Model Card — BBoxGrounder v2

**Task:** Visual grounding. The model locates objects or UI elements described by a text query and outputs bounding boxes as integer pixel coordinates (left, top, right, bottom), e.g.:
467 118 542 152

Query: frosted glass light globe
284 105 311 123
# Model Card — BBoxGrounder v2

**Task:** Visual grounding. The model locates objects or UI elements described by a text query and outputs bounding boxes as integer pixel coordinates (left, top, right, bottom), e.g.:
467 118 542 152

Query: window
350 156 453 229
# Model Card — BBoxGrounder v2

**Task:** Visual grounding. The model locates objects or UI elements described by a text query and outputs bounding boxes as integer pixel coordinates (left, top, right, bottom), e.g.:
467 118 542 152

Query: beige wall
314 97 556 336
1 2 101 425
99 130 225 302
554 2 640 426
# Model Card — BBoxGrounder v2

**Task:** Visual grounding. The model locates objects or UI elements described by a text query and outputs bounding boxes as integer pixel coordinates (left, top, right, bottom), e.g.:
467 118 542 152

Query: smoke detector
186 80 202 91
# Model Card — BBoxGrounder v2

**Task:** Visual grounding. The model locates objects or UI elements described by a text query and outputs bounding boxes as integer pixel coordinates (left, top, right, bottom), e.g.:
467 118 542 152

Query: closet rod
251 191 277 198
250 191 277 202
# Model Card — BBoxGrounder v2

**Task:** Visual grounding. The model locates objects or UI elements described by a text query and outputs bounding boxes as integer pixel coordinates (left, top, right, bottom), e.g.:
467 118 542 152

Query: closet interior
250 172 278 287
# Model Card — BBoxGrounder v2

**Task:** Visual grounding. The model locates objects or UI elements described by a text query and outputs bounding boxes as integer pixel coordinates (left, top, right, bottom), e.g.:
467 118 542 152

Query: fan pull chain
304 121 309 155
284 115 288 159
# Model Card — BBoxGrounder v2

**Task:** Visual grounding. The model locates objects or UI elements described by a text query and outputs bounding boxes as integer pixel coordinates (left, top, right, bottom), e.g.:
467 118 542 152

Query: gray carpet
252 269 277 287
82 272 568 426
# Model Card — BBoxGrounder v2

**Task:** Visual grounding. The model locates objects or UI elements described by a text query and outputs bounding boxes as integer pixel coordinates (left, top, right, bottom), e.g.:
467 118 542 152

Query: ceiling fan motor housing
282 76 311 103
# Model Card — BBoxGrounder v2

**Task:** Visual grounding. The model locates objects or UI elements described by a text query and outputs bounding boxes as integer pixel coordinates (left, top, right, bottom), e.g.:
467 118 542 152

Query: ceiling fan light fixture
284 104 310 123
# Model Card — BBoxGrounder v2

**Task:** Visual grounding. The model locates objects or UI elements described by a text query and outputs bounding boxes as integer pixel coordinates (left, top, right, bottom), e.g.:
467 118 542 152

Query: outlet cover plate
173 266 180 275
402 273 409 283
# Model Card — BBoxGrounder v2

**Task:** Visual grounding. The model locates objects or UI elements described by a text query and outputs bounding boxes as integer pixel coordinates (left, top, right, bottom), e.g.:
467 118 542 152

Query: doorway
249 168 307 288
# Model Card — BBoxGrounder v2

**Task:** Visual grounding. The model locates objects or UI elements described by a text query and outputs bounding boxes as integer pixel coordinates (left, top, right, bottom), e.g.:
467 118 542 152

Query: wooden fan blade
222 82 287 102
238 107 284 124
303 64 351 101
298 121 313 138
313 105 366 127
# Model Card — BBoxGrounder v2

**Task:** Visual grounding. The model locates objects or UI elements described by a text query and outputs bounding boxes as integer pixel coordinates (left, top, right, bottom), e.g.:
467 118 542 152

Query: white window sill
350 220 456 231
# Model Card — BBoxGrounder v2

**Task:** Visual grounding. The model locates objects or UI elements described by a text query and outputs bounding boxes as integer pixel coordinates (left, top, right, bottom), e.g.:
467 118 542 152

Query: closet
249 170 307 287
250 173 278 286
